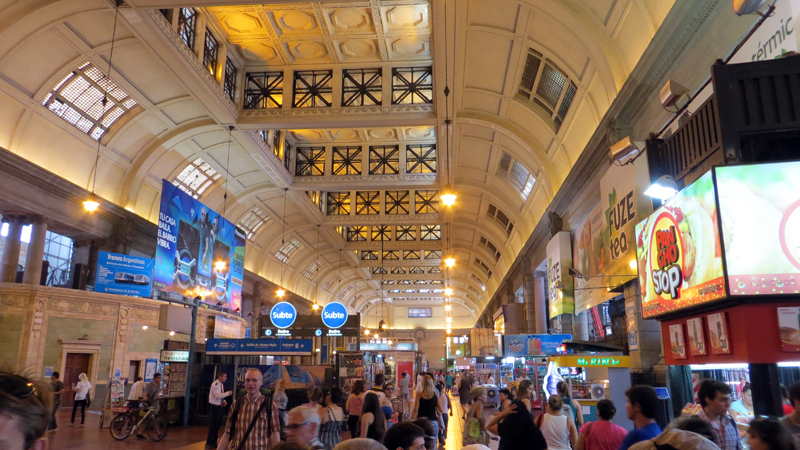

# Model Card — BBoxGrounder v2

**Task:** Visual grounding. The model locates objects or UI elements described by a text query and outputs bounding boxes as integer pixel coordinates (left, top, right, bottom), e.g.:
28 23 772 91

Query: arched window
42 62 137 140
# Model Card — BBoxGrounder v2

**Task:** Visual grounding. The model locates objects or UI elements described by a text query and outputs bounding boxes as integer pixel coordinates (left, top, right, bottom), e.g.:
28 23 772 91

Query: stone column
533 270 547 333
504 282 514 305
522 259 537 333
575 311 590 341
625 280 662 372
1 214 26 283
23 216 48 285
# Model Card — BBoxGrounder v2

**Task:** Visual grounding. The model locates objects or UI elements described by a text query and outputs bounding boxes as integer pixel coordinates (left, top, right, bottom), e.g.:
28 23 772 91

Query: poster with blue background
154 179 246 311
95 251 153 297
504 334 573 357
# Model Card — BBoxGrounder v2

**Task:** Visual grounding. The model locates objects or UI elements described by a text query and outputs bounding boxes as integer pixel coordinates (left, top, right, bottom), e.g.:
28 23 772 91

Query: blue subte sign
270 302 297 328
321 302 348 329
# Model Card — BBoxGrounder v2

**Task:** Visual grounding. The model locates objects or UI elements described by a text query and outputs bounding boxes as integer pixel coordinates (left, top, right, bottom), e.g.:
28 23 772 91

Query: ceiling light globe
446 317 452 323
365 329 370 336
374 333 379 339
276 289 286 298
440 193 457 206
445 304 452 311
444 258 456 268
214 261 226 271
445 288 453 296
312 303 320 311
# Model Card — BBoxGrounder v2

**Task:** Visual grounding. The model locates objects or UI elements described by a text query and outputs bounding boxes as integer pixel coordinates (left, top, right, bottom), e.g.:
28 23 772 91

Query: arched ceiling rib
0 0 675 325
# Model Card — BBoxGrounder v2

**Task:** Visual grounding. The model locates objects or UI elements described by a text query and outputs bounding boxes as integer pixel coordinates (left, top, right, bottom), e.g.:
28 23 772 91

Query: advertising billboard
574 203 616 313
635 171 726 318
503 334 572 357
716 161 800 295
154 180 246 310
547 231 574 318
95 251 153 297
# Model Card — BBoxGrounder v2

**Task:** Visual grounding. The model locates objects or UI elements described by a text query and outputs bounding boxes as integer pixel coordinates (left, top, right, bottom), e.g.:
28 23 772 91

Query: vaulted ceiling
0 0 675 329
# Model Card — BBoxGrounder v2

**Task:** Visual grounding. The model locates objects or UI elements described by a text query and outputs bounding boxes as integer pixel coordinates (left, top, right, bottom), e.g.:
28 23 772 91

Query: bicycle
110 402 168 441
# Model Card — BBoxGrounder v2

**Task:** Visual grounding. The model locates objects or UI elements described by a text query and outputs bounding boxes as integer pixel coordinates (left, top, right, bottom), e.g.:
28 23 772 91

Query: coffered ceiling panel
208 0 432 66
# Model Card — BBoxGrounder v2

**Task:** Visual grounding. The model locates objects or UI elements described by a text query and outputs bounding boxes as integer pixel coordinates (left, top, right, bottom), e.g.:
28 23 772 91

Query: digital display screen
635 172 726 318
715 161 800 295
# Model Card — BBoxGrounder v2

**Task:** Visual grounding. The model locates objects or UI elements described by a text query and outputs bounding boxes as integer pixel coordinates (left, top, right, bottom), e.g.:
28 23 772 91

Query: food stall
634 161 800 418
544 354 633 429
503 334 572 409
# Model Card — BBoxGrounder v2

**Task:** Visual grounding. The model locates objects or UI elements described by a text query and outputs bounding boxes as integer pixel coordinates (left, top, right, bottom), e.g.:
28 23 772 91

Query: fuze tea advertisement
635 171 726 318
154 180 246 310
574 163 648 313
716 161 800 294
548 231 573 318
573 203 615 313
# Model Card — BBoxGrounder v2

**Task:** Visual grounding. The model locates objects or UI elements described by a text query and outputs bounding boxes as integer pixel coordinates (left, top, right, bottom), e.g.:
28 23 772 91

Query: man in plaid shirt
217 368 280 450
697 379 742 450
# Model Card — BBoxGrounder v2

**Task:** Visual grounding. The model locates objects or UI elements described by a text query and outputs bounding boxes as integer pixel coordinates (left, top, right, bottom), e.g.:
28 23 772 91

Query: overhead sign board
206 338 313 355
504 334 572 357
154 180 245 311
159 350 189 362
550 355 630 368
261 313 360 337
214 315 243 339
347 342 418 351
95 251 154 297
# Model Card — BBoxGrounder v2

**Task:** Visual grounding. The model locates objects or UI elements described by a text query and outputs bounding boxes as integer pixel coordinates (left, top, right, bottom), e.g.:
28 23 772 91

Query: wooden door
129 360 140 381
62 353 91 407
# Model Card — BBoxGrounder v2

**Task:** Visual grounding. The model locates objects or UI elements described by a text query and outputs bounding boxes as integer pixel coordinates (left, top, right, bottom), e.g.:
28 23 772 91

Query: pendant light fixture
276 188 288 298
84 2 122 212
214 126 235 271
312 224 321 311
439 1 456 209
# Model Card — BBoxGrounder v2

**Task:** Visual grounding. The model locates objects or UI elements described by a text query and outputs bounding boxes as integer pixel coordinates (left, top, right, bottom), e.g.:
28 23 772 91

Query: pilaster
22 216 48 285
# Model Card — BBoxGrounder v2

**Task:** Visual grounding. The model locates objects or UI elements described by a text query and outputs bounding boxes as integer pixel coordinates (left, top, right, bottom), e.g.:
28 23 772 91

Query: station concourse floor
44 393 478 450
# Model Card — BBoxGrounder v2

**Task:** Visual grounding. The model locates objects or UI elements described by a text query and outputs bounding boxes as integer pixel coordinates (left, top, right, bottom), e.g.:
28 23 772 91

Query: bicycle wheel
110 414 133 440
147 416 167 441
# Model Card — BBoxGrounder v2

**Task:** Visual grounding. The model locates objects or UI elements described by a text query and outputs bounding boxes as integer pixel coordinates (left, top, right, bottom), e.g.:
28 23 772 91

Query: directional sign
550 355 630 368
206 338 313 355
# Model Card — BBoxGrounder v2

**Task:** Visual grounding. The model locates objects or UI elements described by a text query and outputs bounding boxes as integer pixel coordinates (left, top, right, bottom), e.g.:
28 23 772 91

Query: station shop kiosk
544 354 632 430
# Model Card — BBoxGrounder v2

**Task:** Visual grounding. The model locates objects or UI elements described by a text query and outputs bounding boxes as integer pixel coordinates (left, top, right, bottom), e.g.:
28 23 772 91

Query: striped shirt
225 394 280 450
698 410 741 450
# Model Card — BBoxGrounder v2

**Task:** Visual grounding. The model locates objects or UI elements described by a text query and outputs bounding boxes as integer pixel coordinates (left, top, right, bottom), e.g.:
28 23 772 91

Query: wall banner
547 231 574 318
154 180 246 311
95 251 154 297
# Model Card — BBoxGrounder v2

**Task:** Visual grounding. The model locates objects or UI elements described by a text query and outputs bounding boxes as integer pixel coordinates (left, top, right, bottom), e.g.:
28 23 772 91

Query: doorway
129 360 140 381
62 353 91 407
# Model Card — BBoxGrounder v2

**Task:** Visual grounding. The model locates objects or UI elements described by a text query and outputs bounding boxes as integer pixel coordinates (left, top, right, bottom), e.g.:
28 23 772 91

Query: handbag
462 408 489 446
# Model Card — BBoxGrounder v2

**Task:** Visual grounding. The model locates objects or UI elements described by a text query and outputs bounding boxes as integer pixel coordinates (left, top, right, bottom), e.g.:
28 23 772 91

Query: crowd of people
5 367 800 450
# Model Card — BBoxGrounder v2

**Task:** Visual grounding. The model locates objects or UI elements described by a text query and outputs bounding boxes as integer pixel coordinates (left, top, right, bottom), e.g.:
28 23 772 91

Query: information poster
687 317 707 356
716 161 800 295
707 313 732 355
110 377 125 403
635 172 726 318
95 251 154 297
154 180 246 310
669 324 687 359
778 307 800 352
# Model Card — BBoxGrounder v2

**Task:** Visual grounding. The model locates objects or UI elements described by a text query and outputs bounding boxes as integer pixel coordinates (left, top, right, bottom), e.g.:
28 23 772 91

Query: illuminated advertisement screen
716 161 800 295
154 180 246 310
635 172 726 318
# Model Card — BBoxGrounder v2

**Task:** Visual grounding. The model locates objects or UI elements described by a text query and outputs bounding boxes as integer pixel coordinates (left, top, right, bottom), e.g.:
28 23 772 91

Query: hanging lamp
85 2 123 212
312 224 321 311
276 188 288 298
214 126 235 271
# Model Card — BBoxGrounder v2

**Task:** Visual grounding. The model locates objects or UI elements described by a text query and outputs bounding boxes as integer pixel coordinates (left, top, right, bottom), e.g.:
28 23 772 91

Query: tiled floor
45 394 486 450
